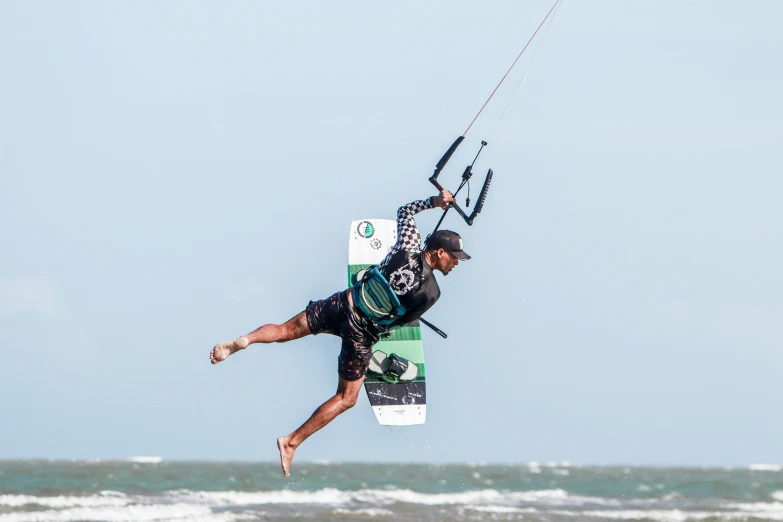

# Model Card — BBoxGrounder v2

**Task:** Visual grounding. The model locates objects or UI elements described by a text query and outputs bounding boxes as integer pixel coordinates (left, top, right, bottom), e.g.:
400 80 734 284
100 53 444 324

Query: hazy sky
1 0 781 467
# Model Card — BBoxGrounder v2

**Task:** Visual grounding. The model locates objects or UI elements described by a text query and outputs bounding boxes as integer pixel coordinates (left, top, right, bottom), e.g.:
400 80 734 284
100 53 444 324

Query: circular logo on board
370 238 382 250
357 221 375 238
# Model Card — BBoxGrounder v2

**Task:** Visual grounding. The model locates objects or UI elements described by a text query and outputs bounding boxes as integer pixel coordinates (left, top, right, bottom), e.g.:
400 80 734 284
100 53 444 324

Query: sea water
1 460 782 521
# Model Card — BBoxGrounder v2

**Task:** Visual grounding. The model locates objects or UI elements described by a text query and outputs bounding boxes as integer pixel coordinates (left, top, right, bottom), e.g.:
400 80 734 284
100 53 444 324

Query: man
209 189 470 476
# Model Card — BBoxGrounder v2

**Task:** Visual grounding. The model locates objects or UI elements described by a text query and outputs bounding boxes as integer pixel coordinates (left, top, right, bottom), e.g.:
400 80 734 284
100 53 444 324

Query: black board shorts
305 290 381 381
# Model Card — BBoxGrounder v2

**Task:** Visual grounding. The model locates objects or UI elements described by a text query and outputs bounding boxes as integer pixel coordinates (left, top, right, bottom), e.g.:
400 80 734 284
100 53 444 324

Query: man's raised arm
388 191 455 254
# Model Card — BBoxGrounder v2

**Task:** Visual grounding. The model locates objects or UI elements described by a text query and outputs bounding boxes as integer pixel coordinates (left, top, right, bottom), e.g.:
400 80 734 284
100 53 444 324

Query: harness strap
353 267 406 325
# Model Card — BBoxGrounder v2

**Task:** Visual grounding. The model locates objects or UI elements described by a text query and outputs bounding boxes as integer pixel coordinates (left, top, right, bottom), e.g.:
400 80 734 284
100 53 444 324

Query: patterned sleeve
379 198 434 264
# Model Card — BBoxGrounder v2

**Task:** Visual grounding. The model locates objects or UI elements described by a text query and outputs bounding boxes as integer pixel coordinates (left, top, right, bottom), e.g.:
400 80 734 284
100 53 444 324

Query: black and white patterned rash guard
377 198 441 327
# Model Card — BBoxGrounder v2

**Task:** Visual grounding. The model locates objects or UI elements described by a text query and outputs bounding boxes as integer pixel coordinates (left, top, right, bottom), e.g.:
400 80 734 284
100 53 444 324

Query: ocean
1 460 782 521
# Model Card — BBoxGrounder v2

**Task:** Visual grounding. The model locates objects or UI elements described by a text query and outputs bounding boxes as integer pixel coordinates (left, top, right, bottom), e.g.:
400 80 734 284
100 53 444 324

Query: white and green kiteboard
348 219 426 426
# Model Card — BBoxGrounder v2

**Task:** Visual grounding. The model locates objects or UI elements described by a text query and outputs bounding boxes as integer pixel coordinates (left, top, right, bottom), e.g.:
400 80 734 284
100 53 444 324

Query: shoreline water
1 461 782 521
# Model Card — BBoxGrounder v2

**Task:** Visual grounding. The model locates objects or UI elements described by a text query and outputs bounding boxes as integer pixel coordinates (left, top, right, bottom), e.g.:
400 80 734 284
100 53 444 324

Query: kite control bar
429 136 494 235
420 136 494 340
420 317 447 339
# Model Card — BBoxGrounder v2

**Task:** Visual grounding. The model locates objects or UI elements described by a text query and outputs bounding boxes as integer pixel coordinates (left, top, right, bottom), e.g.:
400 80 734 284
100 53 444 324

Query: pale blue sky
1 1 781 466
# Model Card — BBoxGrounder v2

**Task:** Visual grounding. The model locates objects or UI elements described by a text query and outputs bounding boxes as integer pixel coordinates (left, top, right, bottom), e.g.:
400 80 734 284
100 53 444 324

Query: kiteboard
348 219 426 426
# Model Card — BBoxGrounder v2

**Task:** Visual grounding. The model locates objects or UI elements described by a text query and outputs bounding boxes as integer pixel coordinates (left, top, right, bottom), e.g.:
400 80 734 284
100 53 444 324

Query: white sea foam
725 500 783 513
8 489 783 522
167 487 355 506
21 486 782 522
465 505 538 514
0 488 635 512
127 456 162 464
0 495 130 508
552 507 783 521
549 509 696 521
164 487 619 508
172 488 507 507
356 488 598 507
0 503 241 522
749 463 782 471
332 507 395 517
98 491 127 497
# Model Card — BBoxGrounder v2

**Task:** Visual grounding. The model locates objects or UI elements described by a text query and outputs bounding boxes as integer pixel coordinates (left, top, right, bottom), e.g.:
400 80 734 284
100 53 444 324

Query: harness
352 267 406 326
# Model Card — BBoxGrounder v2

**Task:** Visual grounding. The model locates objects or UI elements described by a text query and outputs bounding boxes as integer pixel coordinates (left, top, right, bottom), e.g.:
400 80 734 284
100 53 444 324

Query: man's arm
386 190 455 255
392 199 432 253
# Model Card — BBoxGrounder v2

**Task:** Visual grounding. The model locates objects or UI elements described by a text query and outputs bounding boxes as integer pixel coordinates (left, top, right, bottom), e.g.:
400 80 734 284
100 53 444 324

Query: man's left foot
277 436 295 477
209 336 249 365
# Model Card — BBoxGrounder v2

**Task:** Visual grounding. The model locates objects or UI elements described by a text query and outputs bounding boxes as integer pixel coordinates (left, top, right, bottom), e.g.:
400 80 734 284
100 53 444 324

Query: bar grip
432 136 465 180
420 317 448 339
467 169 493 225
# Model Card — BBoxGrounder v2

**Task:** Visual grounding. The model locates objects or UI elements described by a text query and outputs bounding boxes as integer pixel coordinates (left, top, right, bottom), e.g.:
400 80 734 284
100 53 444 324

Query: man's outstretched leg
277 376 364 477
209 311 311 364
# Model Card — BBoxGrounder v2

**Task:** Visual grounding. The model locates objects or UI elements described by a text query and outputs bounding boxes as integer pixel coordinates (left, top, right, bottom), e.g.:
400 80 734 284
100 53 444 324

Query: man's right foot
209 336 249 365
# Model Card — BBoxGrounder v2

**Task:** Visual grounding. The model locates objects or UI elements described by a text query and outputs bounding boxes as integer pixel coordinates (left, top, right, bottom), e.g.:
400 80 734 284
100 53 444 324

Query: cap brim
452 250 471 261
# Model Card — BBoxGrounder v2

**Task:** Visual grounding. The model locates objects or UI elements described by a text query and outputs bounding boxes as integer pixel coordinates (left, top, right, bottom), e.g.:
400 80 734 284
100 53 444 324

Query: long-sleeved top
377 198 441 327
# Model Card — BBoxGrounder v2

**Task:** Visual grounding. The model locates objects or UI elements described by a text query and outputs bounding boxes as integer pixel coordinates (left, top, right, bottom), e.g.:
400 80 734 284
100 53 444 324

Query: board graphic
348 219 426 426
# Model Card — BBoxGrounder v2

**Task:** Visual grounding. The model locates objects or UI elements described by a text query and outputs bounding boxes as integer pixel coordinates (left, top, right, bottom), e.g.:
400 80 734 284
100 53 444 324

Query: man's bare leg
277 376 364 477
209 311 311 365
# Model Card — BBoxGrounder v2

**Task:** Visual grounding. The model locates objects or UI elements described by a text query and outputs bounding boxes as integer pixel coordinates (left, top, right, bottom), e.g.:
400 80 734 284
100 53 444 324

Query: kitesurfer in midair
209 189 470 477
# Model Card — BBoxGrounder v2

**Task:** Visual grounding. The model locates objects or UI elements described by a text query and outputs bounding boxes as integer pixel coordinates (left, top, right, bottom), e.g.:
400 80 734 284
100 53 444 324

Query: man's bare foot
277 436 296 477
209 336 249 365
